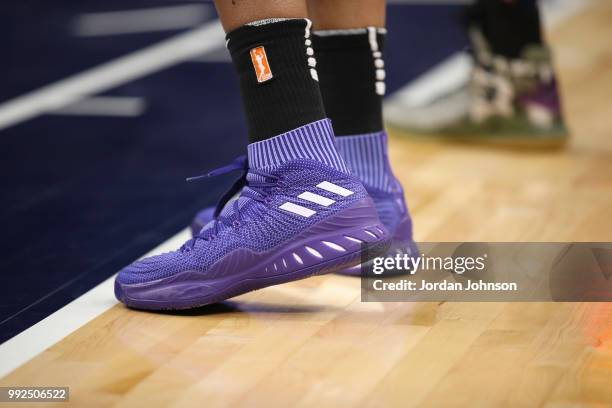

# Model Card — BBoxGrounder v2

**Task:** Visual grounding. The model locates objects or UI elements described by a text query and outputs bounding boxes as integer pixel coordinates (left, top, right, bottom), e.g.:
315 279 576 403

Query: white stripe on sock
367 27 379 52
368 26 386 96
305 18 312 38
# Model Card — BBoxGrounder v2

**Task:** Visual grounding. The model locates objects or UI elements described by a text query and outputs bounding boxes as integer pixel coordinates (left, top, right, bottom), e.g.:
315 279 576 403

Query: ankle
226 18 326 142
312 27 387 136
247 119 349 173
334 131 399 193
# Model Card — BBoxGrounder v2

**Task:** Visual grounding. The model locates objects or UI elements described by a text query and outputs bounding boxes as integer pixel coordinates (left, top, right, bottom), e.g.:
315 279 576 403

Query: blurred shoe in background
386 0 568 148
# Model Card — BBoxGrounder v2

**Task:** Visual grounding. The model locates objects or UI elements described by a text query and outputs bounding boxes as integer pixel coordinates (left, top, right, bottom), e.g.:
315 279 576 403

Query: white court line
74 5 212 36
0 19 225 131
0 18 225 377
540 0 591 27
0 228 191 379
49 96 147 117
387 52 471 107
189 47 232 63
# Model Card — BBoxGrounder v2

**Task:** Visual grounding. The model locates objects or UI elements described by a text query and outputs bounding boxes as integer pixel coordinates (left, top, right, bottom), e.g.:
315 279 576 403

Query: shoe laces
181 155 280 251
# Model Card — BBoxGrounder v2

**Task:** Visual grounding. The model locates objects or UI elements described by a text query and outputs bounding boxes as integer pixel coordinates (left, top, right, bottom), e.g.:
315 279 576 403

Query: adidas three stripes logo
278 181 354 218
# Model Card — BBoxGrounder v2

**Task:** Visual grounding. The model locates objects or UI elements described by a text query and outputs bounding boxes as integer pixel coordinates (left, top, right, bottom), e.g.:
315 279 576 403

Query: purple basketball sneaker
190 130 417 276
115 120 390 310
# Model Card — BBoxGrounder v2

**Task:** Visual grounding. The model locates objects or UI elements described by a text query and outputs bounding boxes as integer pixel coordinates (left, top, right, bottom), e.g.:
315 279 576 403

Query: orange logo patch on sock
250 46 273 83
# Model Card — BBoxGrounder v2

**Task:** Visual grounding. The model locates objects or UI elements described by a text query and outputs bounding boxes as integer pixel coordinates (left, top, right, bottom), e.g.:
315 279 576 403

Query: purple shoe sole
191 210 417 278
116 199 390 310
335 217 418 276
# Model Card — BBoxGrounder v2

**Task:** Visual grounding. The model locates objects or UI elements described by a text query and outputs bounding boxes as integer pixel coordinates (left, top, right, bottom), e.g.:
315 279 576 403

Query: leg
115 0 390 310
194 0 416 268
307 0 418 275
215 0 308 33
214 0 326 142
468 0 543 59
308 0 387 135
307 0 386 30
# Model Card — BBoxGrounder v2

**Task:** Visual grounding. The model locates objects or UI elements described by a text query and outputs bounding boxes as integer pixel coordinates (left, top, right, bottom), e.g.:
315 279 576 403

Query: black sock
226 18 326 143
469 0 543 59
312 27 386 136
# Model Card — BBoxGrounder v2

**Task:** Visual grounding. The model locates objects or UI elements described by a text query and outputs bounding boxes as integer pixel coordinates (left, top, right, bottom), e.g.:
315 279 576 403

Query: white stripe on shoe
279 202 316 218
297 192 335 207
278 182 353 217
316 181 354 197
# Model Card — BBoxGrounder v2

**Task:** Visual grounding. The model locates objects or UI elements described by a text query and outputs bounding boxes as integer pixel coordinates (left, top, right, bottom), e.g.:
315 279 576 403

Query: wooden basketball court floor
2 2 612 407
